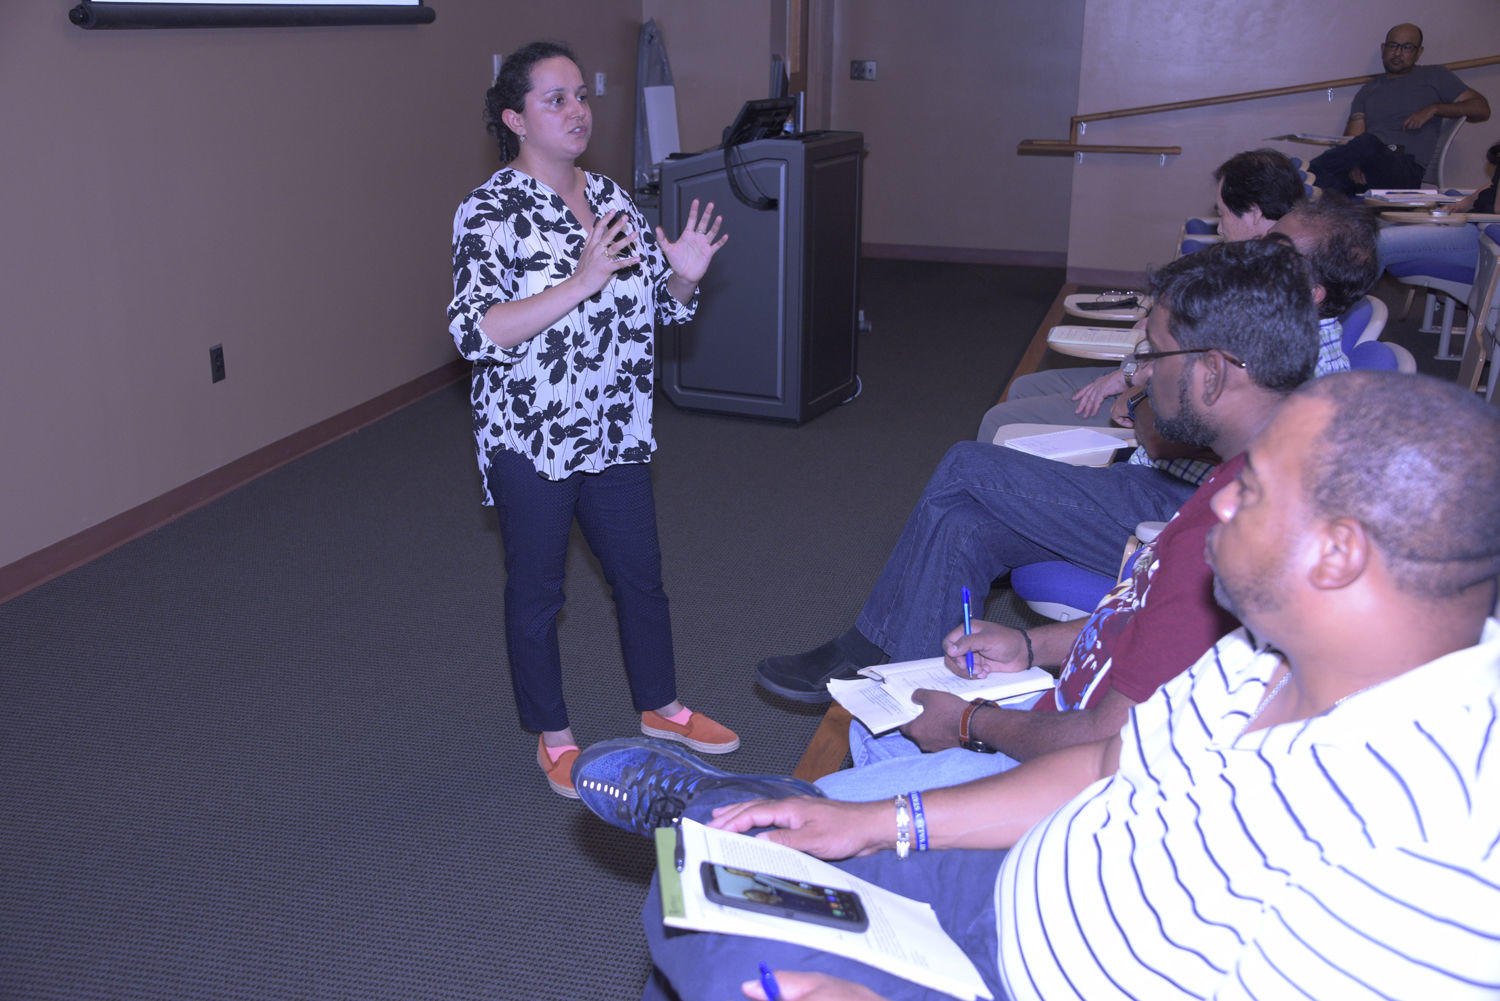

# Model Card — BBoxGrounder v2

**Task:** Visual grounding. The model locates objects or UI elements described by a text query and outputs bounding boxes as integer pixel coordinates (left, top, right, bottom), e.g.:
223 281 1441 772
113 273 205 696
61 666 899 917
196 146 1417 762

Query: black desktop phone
699 862 869 931
720 96 797 148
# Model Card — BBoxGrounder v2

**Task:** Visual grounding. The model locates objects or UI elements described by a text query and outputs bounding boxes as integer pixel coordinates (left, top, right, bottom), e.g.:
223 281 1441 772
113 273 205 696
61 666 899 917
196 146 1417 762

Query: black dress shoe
754 638 866 703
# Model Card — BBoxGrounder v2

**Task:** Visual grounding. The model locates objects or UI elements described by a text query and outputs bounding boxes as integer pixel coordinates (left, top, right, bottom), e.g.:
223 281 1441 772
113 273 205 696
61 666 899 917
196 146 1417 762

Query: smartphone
699 862 869 931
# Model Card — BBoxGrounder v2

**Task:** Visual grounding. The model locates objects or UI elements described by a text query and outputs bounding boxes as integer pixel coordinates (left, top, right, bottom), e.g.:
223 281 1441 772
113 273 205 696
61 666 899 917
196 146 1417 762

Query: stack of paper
1046 325 1140 355
1001 427 1135 462
827 657 1055 734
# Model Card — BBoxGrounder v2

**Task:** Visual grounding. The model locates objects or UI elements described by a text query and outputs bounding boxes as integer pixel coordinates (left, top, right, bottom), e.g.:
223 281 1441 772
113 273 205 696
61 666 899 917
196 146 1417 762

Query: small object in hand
1430 208 1451 218
1075 295 1139 311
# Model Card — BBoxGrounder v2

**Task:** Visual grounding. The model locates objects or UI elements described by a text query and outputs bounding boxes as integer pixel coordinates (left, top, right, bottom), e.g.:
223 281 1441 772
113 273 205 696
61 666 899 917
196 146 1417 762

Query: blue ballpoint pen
759 963 783 1001
961 586 975 678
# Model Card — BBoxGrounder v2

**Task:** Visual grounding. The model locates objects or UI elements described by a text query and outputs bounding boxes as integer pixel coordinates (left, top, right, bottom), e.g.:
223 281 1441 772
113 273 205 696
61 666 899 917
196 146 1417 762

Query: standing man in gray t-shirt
1310 23 1489 195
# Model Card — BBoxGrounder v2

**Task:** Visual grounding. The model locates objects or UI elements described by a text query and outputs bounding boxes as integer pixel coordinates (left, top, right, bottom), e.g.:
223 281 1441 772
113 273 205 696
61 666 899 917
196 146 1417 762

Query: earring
519 134 526 143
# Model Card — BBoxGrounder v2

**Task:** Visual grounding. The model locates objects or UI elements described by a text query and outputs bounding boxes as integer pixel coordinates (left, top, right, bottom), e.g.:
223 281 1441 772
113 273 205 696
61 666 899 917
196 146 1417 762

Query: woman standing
448 41 735 798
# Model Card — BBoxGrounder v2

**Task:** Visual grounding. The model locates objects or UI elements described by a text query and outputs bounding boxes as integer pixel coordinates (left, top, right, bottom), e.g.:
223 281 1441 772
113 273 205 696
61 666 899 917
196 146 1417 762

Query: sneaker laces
620 758 697 830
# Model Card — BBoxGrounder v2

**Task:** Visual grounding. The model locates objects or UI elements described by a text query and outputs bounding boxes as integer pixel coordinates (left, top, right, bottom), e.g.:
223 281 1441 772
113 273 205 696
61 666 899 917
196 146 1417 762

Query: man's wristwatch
959 699 999 754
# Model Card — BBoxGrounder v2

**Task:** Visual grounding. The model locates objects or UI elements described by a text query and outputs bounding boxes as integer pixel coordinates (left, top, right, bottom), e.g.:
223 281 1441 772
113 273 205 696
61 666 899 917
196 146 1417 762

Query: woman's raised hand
573 211 641 297
657 199 728 285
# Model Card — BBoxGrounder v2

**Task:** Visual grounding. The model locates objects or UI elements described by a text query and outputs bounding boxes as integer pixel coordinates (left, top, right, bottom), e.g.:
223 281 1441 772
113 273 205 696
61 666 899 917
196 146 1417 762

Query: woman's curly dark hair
484 41 579 164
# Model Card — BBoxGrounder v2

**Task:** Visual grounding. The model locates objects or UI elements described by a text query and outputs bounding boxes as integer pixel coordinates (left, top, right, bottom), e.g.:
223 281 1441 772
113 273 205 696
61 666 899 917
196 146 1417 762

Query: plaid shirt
1127 317 1347 486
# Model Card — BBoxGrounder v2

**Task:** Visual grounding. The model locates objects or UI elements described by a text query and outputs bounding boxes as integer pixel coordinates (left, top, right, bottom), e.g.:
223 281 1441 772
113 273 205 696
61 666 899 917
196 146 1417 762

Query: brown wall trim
0 359 469 606
862 243 1067 268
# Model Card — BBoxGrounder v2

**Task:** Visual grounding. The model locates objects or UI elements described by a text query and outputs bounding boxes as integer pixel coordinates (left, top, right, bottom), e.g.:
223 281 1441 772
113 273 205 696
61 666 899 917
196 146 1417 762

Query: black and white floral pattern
447 168 694 499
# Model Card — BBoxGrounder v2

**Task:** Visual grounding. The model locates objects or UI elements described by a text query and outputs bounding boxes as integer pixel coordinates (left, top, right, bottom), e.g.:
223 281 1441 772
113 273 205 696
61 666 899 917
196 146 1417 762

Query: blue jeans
1378 220 1480 281
815 698 1041 801
641 847 1013 1001
486 450 676 732
854 441 1197 662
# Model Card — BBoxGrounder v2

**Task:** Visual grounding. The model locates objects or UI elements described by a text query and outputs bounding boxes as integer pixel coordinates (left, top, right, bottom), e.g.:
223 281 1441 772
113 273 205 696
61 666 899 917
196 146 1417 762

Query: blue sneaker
571 738 824 837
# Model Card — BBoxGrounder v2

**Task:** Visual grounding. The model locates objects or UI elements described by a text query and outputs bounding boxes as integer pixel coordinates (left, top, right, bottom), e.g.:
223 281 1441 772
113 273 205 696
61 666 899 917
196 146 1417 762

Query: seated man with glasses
1310 23 1489 196
754 201 1376 709
799 239 1309 802
975 148 1307 444
583 367 1500 1001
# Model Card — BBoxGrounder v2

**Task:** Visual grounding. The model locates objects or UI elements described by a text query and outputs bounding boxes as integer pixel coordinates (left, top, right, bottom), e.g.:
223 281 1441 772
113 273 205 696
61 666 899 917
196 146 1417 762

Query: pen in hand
961 586 975 679
673 818 684 872
759 963 783 1001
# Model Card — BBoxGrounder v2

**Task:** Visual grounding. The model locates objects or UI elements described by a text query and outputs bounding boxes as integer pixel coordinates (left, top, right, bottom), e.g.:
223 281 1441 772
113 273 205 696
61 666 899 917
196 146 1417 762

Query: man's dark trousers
1310 132 1426 196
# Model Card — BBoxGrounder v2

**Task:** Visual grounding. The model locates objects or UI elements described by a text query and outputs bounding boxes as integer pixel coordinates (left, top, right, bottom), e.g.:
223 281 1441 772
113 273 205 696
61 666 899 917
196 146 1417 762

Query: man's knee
932 440 1005 486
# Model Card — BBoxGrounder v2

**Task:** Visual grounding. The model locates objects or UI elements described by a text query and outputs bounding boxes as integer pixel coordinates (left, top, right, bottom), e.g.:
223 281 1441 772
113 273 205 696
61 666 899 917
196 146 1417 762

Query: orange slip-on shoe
640 709 740 754
537 736 581 798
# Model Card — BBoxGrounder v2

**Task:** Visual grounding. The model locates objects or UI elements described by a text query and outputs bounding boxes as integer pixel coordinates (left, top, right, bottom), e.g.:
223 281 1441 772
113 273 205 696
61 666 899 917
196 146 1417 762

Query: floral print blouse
447 168 694 499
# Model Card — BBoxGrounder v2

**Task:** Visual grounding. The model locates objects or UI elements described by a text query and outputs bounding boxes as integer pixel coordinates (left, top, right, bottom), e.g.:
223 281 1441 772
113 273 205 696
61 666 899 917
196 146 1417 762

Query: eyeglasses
1122 342 1248 381
1381 41 1418 53
1126 344 1248 370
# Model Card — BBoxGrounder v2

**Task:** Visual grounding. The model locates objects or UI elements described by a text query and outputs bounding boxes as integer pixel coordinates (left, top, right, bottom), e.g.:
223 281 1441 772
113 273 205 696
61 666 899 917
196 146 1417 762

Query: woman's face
512 56 591 162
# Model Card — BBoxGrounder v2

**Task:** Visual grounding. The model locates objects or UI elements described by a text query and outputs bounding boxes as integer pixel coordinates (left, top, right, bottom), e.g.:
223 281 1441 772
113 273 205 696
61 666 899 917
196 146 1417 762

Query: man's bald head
1298 371 1500 599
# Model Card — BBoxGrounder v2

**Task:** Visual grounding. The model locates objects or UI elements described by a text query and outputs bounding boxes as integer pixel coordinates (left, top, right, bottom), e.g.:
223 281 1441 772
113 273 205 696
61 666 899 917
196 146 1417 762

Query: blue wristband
909 790 929 852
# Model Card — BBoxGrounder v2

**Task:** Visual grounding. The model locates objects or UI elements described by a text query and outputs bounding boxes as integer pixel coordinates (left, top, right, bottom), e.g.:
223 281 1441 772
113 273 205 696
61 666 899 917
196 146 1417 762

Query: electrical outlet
492 54 502 83
594 71 606 96
209 344 226 383
850 60 877 81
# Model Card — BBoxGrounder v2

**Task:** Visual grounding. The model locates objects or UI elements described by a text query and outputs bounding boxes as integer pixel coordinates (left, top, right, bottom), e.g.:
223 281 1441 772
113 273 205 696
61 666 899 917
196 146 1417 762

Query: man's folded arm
1449 87 1490 122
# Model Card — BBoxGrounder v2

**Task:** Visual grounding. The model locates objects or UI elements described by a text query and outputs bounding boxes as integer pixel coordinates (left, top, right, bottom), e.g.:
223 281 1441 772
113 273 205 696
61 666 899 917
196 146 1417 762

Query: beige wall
0 3 638 568
827 0 1084 257
644 0 1086 259
11 3 1494 572
1066 0 1500 282
639 1 773 154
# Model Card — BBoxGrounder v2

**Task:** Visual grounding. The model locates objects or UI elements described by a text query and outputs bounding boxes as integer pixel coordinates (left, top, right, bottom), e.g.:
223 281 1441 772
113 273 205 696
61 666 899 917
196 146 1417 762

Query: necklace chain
1245 668 1292 730
1244 665 1387 736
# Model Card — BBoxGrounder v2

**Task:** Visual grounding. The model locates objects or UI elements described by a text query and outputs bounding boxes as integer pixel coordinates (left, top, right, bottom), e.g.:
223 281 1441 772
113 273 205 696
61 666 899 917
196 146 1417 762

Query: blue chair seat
1386 259 1477 285
1348 340 1399 371
1011 562 1115 622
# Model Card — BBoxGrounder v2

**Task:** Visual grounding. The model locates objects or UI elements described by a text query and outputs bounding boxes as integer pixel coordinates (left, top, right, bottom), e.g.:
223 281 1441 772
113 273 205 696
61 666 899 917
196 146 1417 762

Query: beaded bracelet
909 790 929 852
894 794 911 860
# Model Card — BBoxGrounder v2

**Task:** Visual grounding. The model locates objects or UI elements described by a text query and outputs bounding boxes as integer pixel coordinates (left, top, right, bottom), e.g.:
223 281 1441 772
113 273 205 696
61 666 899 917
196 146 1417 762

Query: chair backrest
1182 217 1218 236
1176 235 1221 258
1467 225 1500 325
1458 226 1500 394
1336 295 1397 371
1338 294 1388 351
1424 116 1466 189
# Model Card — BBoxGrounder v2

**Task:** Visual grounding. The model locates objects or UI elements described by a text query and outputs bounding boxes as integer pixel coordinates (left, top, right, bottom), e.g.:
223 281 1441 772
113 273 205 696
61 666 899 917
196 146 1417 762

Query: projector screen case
69 2 435 29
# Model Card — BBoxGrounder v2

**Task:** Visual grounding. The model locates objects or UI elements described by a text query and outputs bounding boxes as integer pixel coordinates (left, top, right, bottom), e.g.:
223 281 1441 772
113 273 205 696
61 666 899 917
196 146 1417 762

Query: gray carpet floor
0 259 1059 1001
0 262 1465 1001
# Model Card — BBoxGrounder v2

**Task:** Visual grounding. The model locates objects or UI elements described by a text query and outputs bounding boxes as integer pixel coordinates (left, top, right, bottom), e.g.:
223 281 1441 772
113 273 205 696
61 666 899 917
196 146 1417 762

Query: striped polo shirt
996 619 1500 1001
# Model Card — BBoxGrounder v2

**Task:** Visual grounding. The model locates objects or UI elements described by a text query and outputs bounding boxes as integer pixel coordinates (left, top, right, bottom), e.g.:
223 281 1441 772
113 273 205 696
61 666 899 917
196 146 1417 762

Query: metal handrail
1018 54 1500 158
